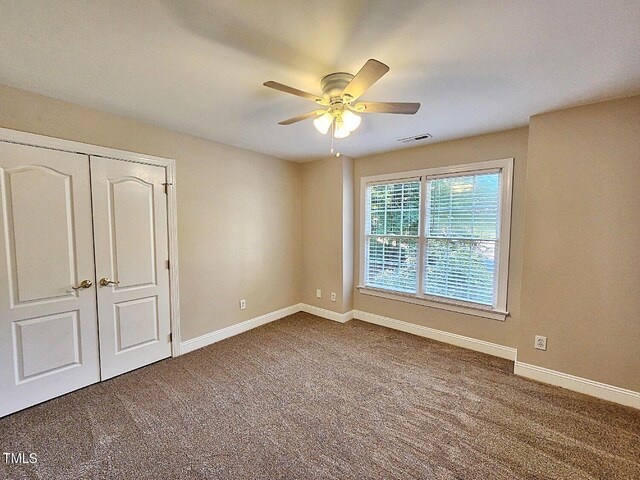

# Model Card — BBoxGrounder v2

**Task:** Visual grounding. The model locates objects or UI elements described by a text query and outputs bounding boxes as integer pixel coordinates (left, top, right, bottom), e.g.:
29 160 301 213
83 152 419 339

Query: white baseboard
180 305 514 360
180 303 354 354
514 362 640 410
180 304 301 354
299 304 354 323
353 310 517 361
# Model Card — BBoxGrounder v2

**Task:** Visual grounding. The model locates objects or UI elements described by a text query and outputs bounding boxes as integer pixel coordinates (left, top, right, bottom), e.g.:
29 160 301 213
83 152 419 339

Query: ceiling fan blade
278 110 321 125
264 81 325 104
342 59 390 101
355 102 421 114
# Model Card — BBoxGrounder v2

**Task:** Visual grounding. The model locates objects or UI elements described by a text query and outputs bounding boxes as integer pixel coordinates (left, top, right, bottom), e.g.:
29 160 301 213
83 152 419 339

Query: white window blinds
361 160 512 316
424 172 501 306
365 180 420 293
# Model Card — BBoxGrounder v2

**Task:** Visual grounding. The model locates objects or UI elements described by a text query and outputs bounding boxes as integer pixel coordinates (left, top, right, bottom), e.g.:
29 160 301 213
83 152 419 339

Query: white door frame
0 127 182 357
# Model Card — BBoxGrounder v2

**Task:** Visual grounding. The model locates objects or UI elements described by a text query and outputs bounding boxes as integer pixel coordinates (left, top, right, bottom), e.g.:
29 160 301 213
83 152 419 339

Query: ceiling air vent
398 133 432 143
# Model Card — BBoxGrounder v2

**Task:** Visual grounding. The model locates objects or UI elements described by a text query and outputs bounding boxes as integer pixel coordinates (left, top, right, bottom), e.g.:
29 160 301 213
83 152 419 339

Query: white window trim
358 158 514 321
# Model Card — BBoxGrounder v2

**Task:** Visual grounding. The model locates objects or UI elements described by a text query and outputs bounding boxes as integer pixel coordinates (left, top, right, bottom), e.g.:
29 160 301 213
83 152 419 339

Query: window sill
357 286 508 321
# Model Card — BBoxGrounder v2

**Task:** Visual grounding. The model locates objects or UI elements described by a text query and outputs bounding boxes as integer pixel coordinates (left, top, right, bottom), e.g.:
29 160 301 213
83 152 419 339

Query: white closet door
0 142 100 417
90 157 171 380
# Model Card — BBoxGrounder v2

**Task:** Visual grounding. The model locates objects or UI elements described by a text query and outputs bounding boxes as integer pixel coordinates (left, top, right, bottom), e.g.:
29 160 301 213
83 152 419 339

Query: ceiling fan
264 59 420 139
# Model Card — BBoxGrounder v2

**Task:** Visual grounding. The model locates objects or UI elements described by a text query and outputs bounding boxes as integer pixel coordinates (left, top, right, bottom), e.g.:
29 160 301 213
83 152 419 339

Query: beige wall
518 96 640 391
354 128 529 348
0 84 302 341
301 156 353 313
342 157 354 312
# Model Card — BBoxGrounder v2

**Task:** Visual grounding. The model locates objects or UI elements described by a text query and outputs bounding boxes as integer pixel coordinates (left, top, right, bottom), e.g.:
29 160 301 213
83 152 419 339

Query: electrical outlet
239 299 246 310
534 335 547 351
316 289 322 298
331 292 336 302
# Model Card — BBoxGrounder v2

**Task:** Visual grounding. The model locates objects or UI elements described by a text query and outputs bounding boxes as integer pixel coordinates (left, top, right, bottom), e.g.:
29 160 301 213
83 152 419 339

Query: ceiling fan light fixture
313 111 334 135
264 59 420 146
341 110 361 132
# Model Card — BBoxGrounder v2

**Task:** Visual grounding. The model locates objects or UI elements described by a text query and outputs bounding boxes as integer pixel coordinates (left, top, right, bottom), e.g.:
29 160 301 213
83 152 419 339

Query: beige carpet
1 312 639 479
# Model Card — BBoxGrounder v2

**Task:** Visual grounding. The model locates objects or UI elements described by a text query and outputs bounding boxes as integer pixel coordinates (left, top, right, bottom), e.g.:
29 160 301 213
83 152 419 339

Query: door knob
72 279 93 290
99 278 120 287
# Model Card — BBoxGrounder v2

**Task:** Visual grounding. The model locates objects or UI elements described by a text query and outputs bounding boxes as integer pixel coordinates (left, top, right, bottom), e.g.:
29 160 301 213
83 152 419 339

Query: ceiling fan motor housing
321 72 354 102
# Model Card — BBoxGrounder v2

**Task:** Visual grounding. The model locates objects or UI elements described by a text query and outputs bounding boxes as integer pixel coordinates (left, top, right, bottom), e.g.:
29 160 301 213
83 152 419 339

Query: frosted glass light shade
313 112 333 134
342 110 361 132
334 118 351 139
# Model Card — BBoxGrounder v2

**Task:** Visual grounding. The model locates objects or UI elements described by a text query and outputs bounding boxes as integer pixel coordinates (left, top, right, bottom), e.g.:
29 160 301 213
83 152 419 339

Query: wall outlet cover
535 335 547 351
240 299 246 310
316 289 322 298
331 292 336 302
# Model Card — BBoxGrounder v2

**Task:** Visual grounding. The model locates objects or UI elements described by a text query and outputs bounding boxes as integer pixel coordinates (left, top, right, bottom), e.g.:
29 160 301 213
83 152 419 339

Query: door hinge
166 259 170 270
162 182 173 194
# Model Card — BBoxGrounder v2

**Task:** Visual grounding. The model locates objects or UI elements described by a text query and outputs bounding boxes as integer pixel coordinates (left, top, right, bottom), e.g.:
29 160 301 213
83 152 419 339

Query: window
365 180 420 293
359 158 513 321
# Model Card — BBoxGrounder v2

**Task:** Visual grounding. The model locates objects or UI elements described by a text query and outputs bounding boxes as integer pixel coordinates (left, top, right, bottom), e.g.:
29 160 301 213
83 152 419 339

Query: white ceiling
1 0 639 162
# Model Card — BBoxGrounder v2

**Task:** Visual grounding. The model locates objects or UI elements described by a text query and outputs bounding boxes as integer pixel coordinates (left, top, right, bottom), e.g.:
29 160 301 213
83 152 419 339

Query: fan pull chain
330 122 334 154
330 122 341 157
